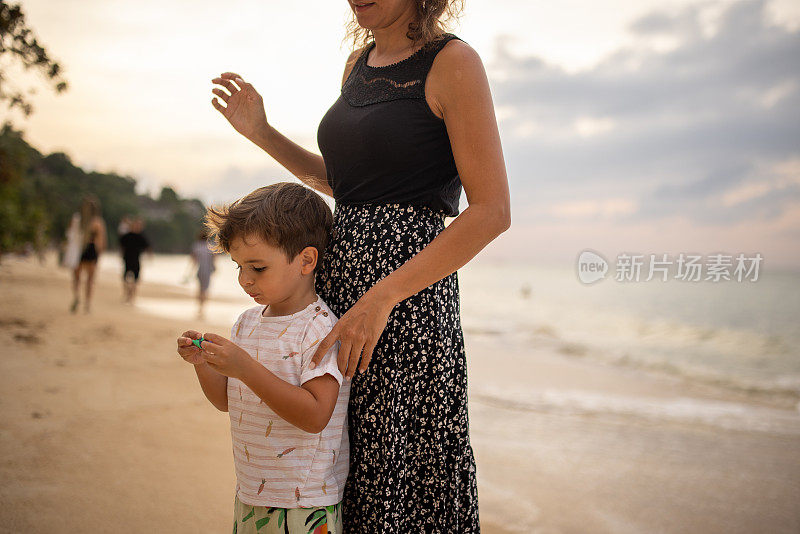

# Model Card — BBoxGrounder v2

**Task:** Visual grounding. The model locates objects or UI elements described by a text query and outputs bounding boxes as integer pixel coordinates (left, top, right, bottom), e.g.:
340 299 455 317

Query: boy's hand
199 332 254 380
177 330 205 365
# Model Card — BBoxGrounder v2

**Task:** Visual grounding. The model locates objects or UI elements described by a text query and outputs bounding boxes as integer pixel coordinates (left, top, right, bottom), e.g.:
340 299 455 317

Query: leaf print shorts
233 493 343 534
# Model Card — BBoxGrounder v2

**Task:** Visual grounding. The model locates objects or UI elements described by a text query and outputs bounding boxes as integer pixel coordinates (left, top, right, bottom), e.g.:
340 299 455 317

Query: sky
5 0 800 268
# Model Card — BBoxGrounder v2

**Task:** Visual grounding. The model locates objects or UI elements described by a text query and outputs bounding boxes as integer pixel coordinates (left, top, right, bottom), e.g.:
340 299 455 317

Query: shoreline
1 254 799 533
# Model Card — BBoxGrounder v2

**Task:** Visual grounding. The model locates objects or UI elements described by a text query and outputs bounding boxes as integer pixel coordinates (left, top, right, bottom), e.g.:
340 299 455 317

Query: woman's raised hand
211 72 269 141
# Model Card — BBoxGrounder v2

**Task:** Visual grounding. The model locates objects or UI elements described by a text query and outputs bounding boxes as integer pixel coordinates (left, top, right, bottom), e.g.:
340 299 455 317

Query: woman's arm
211 50 362 198
248 125 331 197
309 40 511 378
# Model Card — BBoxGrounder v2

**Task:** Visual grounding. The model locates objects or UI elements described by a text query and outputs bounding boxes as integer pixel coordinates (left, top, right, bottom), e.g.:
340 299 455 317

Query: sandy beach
1 254 798 533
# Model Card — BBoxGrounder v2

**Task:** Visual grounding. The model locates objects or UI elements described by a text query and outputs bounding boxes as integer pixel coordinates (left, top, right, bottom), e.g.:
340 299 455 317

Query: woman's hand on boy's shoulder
197 332 254 380
309 290 394 379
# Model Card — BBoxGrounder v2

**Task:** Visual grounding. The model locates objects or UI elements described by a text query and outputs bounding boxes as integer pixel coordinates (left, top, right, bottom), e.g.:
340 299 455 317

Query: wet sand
1 255 798 533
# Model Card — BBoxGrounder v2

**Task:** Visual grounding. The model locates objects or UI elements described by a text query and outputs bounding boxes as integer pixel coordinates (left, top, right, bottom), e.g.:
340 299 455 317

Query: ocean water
458 260 800 401
106 253 800 408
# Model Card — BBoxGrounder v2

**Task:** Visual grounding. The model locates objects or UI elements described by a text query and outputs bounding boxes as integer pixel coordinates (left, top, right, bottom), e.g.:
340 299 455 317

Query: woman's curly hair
343 0 465 52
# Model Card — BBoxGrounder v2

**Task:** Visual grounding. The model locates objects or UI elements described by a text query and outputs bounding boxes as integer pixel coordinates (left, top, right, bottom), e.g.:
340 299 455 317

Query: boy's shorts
233 493 342 534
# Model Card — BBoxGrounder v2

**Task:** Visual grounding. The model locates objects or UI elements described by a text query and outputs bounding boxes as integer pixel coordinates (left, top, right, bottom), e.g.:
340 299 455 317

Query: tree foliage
0 3 206 256
0 1 68 117
0 122 207 255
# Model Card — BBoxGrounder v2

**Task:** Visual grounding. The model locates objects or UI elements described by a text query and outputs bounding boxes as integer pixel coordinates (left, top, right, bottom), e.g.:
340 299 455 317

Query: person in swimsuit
210 1 510 530
71 195 107 314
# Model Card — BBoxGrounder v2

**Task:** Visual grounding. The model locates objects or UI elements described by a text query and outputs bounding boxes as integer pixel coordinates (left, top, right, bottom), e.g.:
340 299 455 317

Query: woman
210 0 510 530
71 195 107 313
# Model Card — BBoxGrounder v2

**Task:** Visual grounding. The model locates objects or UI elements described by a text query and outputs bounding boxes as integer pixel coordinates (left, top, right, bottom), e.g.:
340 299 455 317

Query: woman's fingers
310 329 339 370
182 330 201 340
336 338 353 376
340 328 367 379
210 77 237 114
212 78 238 93
212 87 231 103
309 319 377 378
219 72 245 90
345 341 365 379
358 337 378 373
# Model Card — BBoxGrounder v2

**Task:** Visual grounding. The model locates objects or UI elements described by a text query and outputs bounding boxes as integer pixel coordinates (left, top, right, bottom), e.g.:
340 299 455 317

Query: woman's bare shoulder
427 38 486 116
432 37 484 80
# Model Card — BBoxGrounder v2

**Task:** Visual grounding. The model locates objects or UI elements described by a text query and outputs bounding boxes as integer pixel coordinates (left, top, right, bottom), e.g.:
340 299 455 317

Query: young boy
176 182 348 534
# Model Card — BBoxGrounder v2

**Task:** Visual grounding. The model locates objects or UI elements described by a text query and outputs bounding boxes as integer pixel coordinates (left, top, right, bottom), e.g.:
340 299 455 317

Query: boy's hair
204 182 333 272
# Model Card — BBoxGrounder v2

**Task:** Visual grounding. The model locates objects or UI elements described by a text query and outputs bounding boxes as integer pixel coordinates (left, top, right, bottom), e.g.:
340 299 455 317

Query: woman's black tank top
317 33 464 217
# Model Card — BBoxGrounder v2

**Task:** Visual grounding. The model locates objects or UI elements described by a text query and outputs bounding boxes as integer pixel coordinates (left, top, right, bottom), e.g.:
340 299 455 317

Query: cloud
491 0 800 226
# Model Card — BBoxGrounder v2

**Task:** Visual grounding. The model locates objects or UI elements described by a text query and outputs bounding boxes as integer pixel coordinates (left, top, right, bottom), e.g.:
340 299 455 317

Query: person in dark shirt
119 217 150 304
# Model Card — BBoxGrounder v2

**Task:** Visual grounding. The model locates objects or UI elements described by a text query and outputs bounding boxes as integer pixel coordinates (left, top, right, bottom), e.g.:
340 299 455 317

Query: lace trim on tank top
341 33 462 107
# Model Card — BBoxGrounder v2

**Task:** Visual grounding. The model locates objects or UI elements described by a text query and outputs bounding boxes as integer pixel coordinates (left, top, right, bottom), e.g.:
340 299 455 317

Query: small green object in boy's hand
192 337 205 349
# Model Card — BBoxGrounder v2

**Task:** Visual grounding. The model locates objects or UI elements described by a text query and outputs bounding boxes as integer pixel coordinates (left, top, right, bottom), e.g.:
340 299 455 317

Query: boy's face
228 234 316 308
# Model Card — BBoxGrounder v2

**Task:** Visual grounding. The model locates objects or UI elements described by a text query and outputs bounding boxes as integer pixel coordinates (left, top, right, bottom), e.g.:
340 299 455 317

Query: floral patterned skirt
232 494 342 534
315 202 480 532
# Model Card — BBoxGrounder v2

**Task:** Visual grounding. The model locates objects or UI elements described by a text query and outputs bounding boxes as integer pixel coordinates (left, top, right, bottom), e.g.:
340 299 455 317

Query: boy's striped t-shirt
226 295 349 508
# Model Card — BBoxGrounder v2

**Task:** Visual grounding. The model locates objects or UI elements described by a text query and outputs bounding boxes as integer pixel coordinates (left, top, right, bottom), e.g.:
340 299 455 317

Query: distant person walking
191 230 215 318
119 217 150 305
71 195 107 314
63 212 83 270
117 215 132 299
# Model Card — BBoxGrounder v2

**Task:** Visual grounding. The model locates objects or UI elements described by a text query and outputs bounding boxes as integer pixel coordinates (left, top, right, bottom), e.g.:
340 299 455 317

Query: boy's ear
299 246 318 274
